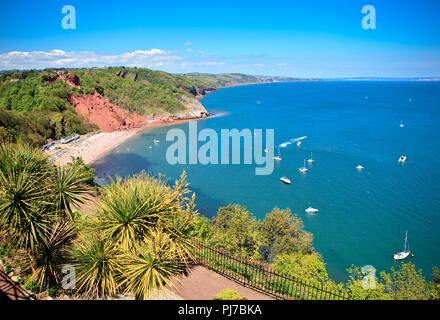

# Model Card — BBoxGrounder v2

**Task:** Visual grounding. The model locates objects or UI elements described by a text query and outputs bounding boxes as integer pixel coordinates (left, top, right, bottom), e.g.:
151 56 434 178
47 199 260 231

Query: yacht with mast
394 230 410 260
299 159 309 173
273 146 282 161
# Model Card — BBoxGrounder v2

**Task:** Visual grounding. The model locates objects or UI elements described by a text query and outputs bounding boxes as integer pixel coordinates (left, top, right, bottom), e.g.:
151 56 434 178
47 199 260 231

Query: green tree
381 262 429 300
346 265 391 300
428 266 440 300
273 252 329 286
347 262 430 300
260 208 314 260
208 204 260 258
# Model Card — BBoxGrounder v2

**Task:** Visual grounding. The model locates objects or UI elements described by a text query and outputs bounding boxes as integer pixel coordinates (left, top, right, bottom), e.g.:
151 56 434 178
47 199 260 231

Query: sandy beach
49 115 224 167
50 130 138 167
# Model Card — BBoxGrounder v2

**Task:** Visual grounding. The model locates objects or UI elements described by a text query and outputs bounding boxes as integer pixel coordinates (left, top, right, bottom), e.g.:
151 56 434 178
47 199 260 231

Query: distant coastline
320 77 440 81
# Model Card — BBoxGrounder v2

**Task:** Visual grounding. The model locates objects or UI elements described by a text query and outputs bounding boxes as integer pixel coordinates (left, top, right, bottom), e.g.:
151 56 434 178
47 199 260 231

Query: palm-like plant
53 165 92 220
0 143 53 250
163 205 197 264
91 171 197 251
0 142 50 176
29 221 77 288
0 167 53 252
71 234 124 298
121 229 185 300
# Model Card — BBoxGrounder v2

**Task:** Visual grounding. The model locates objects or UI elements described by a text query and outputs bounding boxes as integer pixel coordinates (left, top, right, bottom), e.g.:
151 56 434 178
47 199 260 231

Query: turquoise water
94 81 440 282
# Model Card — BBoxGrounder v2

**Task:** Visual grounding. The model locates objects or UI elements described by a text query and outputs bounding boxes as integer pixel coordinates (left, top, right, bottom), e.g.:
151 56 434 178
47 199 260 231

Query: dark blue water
94 81 440 282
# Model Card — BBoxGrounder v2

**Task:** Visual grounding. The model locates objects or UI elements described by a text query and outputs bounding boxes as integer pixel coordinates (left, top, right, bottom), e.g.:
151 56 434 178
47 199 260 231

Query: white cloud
0 49 180 70
186 48 193 52
184 42 192 46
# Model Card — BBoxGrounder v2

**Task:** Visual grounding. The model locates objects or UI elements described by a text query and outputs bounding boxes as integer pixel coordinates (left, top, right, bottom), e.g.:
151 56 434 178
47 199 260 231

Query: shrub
213 289 247 300
25 280 41 293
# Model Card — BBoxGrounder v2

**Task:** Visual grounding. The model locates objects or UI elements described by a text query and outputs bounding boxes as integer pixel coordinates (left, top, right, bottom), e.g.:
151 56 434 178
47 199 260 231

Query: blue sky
0 0 439 77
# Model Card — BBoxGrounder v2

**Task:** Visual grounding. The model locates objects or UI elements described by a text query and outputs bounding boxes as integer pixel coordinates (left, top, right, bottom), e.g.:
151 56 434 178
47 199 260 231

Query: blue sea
93 81 440 283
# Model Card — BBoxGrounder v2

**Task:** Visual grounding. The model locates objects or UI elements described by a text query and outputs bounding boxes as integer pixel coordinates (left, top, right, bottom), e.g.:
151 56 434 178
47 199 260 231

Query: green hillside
0 67 299 146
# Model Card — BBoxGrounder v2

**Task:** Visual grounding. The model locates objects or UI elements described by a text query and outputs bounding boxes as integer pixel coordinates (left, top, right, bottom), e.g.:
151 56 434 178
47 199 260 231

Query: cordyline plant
73 170 198 299
0 142 92 289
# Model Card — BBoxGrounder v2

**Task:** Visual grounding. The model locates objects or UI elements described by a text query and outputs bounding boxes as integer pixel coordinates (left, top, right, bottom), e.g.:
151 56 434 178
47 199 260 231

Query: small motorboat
148 146 153 149
297 141 302 147
394 231 410 260
356 165 364 170
299 159 309 173
400 120 404 128
307 152 315 163
305 207 319 214
280 177 291 184
398 156 407 163
154 139 160 143
264 149 268 153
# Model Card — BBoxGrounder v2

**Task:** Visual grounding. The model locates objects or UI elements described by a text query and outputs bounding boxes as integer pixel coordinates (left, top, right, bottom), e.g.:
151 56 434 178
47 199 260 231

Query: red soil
69 91 146 132
46 73 80 88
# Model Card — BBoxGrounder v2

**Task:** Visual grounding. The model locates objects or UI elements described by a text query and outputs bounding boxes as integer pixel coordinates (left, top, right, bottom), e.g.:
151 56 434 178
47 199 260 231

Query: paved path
170 265 274 300
0 270 32 300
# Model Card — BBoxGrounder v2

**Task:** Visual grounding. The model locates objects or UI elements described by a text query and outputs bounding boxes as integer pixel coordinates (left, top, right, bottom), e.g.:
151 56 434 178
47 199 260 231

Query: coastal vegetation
0 71 94 145
0 142 439 300
0 67 301 147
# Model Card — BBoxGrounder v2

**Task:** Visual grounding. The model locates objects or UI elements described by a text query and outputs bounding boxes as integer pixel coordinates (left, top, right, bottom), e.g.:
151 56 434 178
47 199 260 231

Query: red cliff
69 91 146 132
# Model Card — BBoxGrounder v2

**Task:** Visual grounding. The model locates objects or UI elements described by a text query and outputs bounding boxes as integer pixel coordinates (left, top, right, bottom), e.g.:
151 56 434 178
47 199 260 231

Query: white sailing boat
356 165 364 170
400 120 404 128
394 231 410 260
297 141 302 147
273 147 282 161
280 177 291 184
299 159 309 173
307 152 315 163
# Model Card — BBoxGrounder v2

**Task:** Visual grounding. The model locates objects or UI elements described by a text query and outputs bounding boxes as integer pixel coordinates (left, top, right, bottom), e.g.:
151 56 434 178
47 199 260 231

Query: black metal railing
191 241 350 300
